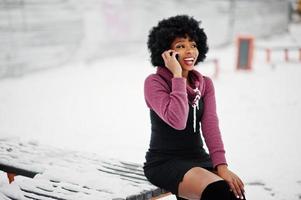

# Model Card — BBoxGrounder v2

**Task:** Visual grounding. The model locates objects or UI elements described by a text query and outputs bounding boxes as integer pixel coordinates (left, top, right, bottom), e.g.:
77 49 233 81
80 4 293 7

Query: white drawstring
193 88 201 133
193 104 197 132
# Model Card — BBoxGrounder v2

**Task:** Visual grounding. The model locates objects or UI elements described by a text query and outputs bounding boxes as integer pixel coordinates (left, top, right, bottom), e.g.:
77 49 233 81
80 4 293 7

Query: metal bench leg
151 192 172 199
7 173 16 183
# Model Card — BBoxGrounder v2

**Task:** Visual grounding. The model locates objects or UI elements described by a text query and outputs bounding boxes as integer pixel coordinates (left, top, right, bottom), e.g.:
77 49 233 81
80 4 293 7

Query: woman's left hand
216 164 245 199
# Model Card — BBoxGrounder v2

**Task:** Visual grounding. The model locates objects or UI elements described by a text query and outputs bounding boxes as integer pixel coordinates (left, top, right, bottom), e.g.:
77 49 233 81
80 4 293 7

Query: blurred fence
0 0 290 79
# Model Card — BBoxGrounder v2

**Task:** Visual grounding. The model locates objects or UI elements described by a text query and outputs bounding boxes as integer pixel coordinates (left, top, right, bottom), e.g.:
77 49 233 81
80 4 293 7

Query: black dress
143 98 214 195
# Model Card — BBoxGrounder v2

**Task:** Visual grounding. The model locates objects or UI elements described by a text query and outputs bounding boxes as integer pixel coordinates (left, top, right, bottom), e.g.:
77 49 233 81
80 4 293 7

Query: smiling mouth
183 57 195 66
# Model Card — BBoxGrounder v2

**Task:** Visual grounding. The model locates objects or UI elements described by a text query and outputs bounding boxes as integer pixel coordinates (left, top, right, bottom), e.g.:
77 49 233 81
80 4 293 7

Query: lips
183 57 195 66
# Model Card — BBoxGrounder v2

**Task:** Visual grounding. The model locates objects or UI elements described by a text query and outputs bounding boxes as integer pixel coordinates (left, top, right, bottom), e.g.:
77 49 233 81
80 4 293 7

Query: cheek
195 49 199 56
177 50 186 58
194 51 199 61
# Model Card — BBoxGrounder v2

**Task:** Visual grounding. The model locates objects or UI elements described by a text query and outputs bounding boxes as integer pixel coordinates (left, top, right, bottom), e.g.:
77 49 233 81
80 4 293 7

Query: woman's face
171 36 199 71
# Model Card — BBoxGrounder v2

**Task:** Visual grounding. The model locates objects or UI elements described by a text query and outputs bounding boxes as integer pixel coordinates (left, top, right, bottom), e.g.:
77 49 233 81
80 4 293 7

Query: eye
175 44 185 49
191 44 197 48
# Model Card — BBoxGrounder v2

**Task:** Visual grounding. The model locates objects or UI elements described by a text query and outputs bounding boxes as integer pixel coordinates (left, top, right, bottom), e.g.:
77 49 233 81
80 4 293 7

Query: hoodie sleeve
144 74 189 130
201 77 227 168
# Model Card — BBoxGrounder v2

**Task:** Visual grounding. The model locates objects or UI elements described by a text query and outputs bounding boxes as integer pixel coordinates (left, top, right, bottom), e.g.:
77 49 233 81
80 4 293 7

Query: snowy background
1 0 301 199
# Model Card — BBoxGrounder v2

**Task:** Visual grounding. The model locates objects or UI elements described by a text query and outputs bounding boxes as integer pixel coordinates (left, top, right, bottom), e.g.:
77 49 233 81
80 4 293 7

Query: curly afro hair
147 15 208 67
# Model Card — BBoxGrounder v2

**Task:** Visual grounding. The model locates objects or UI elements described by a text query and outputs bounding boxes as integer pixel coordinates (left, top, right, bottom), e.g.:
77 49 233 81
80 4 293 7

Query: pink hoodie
144 67 227 168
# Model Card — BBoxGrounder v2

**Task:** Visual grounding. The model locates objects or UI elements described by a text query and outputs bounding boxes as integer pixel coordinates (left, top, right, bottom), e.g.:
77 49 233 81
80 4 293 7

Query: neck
182 70 189 79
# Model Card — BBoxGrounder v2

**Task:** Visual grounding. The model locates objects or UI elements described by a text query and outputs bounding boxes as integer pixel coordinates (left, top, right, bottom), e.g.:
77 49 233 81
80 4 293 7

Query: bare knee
178 167 222 200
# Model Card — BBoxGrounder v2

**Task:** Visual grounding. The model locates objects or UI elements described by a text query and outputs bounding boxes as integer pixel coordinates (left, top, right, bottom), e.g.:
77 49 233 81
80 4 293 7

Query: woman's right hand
161 50 182 78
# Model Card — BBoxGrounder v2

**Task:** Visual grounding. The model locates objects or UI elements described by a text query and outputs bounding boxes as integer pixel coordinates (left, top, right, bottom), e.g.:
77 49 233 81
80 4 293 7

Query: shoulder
203 76 215 94
145 74 160 82
144 74 169 89
203 76 213 85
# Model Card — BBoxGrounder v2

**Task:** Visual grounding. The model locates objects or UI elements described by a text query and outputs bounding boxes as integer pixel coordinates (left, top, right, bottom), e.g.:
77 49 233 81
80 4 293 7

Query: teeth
184 58 194 61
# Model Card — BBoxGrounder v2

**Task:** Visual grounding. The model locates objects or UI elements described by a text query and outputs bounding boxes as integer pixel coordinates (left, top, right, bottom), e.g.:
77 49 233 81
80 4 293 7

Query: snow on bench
0 138 169 200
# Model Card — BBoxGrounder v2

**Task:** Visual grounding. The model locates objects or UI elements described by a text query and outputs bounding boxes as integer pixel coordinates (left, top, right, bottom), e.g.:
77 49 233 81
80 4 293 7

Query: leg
177 167 223 200
201 180 247 200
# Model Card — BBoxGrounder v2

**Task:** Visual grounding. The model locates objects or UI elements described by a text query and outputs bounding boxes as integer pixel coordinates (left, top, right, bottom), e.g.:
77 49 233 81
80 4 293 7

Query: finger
233 179 244 199
242 193 246 200
230 179 242 199
161 52 168 63
164 50 173 58
228 182 239 199
238 178 245 193
170 51 178 57
235 176 245 194
172 52 180 60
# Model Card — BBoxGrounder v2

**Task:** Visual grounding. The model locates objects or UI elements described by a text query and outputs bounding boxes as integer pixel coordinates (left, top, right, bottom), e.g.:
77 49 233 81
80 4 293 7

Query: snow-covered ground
1 22 301 199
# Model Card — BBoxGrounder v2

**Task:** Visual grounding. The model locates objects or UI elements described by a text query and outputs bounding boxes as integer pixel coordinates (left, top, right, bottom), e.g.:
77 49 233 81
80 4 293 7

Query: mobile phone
170 52 179 60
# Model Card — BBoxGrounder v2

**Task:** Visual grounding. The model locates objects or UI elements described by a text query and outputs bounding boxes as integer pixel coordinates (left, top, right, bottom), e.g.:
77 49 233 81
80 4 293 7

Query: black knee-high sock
200 180 231 200
200 180 246 200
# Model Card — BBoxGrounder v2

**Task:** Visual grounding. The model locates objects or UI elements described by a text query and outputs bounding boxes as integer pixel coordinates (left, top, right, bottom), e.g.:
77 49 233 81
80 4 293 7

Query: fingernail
236 196 240 199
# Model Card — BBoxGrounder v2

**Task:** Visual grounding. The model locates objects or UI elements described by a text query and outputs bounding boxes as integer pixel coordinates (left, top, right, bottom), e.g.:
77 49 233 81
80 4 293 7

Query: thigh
178 167 223 200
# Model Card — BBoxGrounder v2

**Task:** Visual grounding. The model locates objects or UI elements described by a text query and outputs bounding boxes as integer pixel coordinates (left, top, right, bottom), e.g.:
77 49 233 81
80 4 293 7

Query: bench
0 138 170 200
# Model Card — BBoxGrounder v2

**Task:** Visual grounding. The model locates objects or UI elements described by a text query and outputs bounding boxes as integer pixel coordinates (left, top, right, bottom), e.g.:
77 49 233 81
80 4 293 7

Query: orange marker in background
236 35 254 70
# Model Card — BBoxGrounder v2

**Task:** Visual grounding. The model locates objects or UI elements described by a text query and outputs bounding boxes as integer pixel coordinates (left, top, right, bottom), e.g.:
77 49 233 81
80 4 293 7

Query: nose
186 47 193 54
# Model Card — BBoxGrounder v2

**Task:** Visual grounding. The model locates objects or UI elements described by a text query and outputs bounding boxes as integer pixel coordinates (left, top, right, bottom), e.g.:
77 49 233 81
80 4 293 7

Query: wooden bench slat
0 139 170 200
0 164 37 178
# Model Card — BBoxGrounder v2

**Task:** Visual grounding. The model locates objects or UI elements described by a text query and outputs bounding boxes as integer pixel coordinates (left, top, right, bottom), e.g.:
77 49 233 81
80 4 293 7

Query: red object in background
284 48 289 62
265 48 301 63
213 59 219 79
236 35 254 70
266 48 271 63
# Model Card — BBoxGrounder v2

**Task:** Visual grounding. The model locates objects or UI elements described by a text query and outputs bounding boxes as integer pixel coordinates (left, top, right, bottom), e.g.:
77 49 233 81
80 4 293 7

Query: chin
183 65 195 71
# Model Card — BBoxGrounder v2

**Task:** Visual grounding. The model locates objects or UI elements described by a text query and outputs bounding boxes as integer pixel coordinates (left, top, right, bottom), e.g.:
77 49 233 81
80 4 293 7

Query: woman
143 15 246 200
